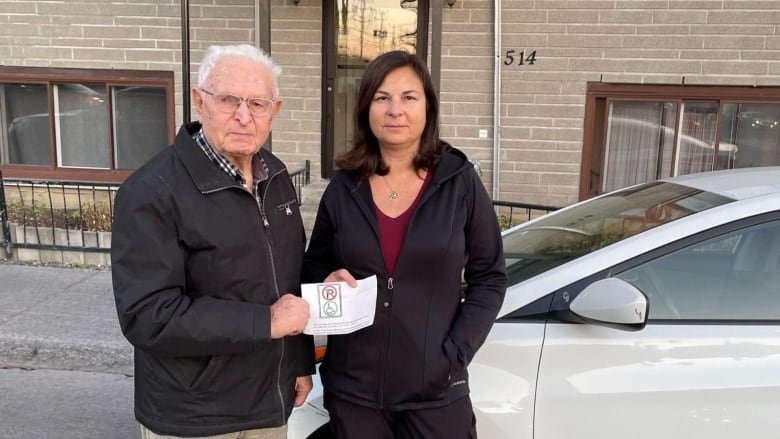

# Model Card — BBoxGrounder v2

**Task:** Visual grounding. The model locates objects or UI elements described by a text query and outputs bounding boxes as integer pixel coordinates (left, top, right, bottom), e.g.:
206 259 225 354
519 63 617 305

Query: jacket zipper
201 168 288 423
258 168 289 424
377 275 393 405
377 182 441 406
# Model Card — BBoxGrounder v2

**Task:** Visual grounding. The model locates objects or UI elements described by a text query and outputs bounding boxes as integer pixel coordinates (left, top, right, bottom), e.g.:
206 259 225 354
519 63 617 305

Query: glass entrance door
322 0 428 178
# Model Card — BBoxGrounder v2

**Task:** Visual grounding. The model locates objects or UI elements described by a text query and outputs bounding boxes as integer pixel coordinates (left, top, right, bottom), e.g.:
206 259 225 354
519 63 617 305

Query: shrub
5 201 112 232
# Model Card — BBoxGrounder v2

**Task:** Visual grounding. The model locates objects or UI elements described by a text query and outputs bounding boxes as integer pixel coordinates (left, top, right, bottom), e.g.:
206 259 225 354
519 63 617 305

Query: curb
0 335 133 376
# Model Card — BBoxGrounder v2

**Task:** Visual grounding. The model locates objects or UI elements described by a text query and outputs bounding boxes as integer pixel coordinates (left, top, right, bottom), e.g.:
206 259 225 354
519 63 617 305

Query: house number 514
504 50 537 66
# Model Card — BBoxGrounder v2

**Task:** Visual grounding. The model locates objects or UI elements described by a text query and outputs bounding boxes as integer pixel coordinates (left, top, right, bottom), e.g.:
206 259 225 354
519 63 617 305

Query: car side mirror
570 278 648 331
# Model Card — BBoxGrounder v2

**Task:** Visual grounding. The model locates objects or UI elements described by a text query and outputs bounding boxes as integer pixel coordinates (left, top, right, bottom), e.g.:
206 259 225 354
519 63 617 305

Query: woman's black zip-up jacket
303 142 507 410
111 122 314 436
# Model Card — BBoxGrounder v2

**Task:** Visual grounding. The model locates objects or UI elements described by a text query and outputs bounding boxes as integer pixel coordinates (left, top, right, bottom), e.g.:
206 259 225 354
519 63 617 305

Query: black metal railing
0 170 12 256
1 179 119 254
2 165 554 259
0 161 313 257
492 199 560 231
289 159 311 204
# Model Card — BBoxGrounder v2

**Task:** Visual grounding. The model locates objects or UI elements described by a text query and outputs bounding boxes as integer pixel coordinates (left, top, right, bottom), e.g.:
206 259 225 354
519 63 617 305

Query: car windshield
503 181 734 285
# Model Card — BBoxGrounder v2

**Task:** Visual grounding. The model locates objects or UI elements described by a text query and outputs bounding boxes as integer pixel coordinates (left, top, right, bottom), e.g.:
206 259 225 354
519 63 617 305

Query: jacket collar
174 122 287 194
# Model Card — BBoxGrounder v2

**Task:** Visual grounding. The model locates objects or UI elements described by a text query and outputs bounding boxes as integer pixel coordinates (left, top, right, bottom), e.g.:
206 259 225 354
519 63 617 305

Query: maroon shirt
375 170 433 275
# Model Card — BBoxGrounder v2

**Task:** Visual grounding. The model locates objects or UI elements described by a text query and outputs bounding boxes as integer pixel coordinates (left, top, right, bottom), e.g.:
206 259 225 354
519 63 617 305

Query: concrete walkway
0 263 132 375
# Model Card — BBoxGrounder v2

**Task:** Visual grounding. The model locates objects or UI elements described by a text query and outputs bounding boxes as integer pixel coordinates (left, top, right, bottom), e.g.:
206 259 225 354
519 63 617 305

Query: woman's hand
325 268 358 288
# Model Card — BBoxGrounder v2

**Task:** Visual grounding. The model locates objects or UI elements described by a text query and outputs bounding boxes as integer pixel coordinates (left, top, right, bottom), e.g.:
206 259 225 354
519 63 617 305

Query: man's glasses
200 89 276 117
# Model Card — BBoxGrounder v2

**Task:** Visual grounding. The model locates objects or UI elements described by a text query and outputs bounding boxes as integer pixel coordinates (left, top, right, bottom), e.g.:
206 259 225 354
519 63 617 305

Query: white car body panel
470 323 545 439
534 324 780 438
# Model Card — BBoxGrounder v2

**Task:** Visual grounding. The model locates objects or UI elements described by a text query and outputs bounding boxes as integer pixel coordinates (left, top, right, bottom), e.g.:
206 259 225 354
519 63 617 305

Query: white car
290 166 780 438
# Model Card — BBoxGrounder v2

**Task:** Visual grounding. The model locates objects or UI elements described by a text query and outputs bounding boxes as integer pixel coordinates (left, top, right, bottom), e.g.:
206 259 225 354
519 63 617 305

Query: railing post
0 170 12 256
305 159 311 185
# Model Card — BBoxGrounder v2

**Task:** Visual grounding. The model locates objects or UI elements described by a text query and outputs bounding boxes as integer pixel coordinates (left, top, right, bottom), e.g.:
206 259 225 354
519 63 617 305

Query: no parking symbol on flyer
319 284 342 318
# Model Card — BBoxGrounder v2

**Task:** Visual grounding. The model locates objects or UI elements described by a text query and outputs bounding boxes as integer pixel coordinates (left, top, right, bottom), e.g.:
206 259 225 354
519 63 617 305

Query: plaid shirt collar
193 129 268 189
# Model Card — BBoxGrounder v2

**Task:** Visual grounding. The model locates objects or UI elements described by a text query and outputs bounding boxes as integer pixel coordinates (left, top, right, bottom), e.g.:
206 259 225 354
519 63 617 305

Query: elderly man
111 44 313 439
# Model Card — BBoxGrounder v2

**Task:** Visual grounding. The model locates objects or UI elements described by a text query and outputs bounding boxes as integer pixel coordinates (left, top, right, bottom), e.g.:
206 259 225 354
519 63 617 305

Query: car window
616 219 780 321
503 181 733 286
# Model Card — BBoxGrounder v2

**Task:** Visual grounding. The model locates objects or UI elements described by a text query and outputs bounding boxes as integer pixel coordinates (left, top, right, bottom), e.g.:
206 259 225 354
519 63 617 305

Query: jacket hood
341 140 475 192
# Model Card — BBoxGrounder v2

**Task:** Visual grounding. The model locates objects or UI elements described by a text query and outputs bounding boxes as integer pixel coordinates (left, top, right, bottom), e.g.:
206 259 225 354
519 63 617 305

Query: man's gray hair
198 44 282 97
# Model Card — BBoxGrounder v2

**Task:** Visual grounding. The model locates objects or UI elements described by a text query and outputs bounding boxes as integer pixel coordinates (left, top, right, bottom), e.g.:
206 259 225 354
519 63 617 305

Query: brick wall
442 0 780 206
268 0 323 180
0 0 319 178
6 0 780 206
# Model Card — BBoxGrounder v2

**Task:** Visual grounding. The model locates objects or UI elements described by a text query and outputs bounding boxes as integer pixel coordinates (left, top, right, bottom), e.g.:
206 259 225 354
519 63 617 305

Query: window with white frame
581 84 780 199
0 67 174 183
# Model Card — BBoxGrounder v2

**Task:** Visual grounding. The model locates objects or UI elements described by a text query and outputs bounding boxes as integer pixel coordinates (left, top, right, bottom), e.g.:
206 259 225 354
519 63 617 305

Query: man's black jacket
111 122 314 436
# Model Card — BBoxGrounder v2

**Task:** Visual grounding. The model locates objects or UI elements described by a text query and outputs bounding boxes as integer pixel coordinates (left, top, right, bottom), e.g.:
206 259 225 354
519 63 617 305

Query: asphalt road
0 368 136 439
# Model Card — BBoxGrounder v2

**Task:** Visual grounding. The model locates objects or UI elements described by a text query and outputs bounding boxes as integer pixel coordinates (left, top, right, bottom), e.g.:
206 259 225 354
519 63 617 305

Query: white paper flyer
301 275 377 335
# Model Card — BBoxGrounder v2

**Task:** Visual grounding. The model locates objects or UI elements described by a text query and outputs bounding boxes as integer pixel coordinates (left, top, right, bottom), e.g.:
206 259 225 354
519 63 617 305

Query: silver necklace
382 175 399 200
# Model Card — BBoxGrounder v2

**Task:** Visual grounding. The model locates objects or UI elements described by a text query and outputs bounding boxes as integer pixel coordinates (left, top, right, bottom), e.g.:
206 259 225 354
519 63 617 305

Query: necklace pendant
389 191 399 200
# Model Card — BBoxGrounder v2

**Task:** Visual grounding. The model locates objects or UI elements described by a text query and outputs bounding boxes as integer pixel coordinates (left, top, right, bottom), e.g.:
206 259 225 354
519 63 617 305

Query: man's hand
293 375 313 407
270 294 310 339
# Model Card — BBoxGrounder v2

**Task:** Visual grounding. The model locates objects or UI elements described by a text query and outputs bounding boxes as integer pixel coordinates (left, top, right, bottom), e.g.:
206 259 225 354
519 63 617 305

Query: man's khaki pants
140 424 287 439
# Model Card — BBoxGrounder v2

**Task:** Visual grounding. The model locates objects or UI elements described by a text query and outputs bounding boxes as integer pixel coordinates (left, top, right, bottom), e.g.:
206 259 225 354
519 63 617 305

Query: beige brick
540 172 579 186
622 35 705 49
653 11 708 24
765 37 780 50
708 11 780 24
444 32 492 47
84 26 140 39
616 1 669 8
125 49 175 62
6 13 52 25
467 9 494 23
191 28 252 42
704 36 766 50
529 128 582 143
600 10 654 24
636 25 692 35
0 2 36 13
200 5 254 19
669 0 725 8
0 23 39 37
548 34 623 48
537 0 615 9
23 46 74 60
691 25 774 35
702 60 768 75
72 47 125 61
743 51 780 61
103 39 157 49
486 10 548 24
115 17 170 27
549 10 601 23
140 27 181 40
680 49 738 60
625 59 703 74
567 24 637 34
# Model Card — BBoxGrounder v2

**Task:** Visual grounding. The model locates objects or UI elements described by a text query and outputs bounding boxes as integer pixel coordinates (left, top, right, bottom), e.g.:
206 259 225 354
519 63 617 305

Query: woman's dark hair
336 50 441 178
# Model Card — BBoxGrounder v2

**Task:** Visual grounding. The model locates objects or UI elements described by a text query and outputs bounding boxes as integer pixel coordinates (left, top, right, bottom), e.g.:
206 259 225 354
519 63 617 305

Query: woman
303 51 506 438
